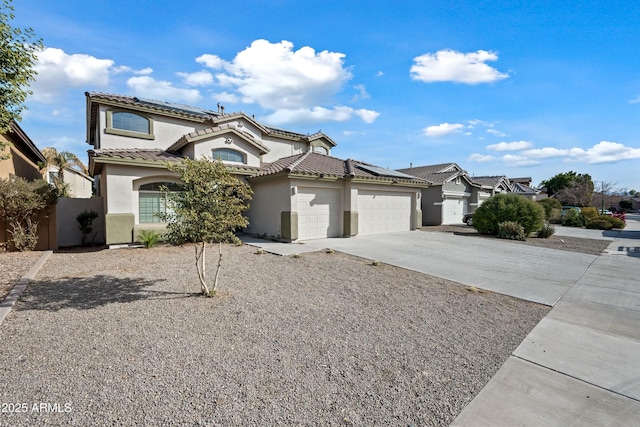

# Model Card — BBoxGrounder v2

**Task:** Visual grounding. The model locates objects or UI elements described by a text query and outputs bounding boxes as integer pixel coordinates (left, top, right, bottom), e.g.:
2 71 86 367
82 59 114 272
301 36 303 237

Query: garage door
358 190 411 235
442 198 467 224
297 187 341 240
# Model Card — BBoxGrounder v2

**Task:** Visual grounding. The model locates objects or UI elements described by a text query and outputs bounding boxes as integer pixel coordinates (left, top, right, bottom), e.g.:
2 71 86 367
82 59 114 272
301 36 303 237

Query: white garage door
442 198 467 224
358 190 411 235
297 187 341 240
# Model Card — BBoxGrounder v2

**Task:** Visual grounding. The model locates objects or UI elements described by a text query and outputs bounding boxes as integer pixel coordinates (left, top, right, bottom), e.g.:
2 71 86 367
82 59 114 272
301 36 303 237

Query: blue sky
12 0 640 191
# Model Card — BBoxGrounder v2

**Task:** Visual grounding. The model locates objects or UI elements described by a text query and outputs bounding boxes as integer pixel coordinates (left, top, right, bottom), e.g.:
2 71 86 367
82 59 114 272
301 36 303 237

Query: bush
473 194 545 235
561 209 585 227
498 221 526 241
0 178 58 251
537 223 556 238
586 218 613 230
580 207 598 220
137 229 162 248
608 215 626 229
538 198 562 220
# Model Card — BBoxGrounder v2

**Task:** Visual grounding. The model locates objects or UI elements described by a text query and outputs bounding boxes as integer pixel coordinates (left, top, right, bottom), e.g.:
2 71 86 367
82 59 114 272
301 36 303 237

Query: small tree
0 177 57 251
473 193 545 236
159 158 252 296
1 0 43 159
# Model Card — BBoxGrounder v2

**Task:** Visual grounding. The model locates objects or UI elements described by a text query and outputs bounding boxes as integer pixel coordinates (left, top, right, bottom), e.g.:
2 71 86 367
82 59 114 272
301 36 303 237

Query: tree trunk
195 241 210 295
212 241 223 295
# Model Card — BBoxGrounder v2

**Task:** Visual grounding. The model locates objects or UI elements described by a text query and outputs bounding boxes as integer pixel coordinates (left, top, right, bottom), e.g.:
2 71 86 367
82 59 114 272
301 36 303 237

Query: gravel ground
421 224 611 256
0 244 548 426
0 252 44 302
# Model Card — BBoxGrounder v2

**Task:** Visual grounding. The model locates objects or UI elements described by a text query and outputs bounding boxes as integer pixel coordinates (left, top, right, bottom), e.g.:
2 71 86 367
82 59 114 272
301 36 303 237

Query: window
313 146 328 155
112 112 149 133
212 148 245 163
138 182 182 223
106 110 154 140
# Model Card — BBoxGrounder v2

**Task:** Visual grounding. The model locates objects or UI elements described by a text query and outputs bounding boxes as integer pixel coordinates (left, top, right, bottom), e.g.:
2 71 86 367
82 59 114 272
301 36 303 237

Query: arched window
106 110 154 140
139 182 182 223
212 148 245 163
313 146 328 155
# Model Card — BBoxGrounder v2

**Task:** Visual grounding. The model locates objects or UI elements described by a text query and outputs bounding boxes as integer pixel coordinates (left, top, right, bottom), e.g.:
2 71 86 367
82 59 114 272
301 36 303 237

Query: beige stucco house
86 92 427 245
43 165 94 198
0 121 46 181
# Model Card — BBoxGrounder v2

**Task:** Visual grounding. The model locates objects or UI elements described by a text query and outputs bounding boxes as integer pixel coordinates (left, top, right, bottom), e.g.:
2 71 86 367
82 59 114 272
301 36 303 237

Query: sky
10 0 640 191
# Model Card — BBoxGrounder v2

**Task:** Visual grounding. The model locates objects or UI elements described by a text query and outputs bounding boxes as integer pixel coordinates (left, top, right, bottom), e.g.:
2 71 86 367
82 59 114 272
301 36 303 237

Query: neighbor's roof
3 121 47 165
396 163 465 185
471 175 513 190
254 152 429 185
510 182 539 194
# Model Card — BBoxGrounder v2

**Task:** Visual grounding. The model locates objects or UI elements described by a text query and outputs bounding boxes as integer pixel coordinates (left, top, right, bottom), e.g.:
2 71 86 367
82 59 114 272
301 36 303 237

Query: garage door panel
358 191 411 235
297 188 341 240
442 198 468 225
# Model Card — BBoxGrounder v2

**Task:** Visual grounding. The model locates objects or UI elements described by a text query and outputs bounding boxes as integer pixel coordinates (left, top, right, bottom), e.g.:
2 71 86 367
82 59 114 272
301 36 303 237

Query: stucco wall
56 197 105 247
245 178 293 238
98 106 208 150
192 136 262 167
422 187 443 225
0 140 43 181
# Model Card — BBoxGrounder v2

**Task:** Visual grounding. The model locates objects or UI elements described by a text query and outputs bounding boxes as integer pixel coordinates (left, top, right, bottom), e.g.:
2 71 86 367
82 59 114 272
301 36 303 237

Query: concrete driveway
246 230 597 306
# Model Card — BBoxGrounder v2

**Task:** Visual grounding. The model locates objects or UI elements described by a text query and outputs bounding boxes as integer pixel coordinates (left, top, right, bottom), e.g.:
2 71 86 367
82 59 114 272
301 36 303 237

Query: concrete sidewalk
452 219 640 426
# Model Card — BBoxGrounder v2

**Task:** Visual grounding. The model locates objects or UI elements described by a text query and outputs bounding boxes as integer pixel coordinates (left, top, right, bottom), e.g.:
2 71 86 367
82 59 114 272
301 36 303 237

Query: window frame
138 182 182 224
106 109 155 140
211 148 246 164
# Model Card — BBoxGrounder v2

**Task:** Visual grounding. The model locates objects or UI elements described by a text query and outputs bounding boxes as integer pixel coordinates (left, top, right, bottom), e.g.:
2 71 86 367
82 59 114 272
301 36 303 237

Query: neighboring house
470 175 513 208
508 177 546 201
0 121 46 181
43 165 94 198
86 92 427 245
396 163 478 225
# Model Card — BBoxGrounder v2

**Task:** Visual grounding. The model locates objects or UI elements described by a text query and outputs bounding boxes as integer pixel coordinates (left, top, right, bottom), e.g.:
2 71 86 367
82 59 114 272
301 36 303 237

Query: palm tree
40 147 88 197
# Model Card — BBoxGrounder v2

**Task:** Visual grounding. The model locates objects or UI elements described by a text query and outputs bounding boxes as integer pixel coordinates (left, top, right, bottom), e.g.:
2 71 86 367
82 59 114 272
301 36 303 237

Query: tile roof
86 92 218 119
90 148 184 163
511 182 539 194
471 175 512 190
396 163 464 185
169 124 270 153
254 152 428 184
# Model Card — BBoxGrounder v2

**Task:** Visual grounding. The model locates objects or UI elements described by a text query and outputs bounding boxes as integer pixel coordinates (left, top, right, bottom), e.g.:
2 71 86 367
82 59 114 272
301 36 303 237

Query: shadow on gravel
18 275 200 311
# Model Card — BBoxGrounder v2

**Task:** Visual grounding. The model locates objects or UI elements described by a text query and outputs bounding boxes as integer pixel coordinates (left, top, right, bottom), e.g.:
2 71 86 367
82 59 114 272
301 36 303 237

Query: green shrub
538 198 562 220
537 223 556 238
586 218 613 230
561 209 585 227
473 194 545 235
580 207 598 220
607 216 626 229
498 221 526 241
137 229 162 248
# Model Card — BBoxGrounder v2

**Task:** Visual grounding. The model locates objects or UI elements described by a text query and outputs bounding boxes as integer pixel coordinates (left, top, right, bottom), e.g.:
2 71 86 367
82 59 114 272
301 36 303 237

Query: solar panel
355 163 418 179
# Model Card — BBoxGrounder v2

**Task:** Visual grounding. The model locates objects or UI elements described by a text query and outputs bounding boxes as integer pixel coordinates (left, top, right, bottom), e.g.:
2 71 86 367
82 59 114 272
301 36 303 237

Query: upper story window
212 148 245 163
106 110 154 140
313 146 328 155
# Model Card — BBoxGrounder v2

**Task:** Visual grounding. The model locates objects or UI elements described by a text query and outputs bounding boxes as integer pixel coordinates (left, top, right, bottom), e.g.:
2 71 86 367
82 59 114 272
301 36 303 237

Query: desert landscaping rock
0 244 548 426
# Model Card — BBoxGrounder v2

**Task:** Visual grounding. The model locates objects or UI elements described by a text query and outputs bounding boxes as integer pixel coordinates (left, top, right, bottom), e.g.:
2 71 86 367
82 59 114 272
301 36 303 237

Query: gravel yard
0 244 548 426
0 251 44 302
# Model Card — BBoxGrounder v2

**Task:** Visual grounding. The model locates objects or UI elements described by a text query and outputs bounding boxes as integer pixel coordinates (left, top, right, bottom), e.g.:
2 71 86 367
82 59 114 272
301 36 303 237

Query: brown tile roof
169 124 270 153
254 152 428 184
86 92 218 119
90 148 183 163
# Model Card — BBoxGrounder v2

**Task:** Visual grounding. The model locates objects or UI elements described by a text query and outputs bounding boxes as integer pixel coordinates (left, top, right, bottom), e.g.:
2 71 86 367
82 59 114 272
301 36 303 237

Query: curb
0 250 53 326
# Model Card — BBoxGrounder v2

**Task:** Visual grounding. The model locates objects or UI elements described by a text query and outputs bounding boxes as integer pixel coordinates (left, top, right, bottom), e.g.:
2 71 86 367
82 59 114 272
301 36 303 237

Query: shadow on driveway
18 275 199 311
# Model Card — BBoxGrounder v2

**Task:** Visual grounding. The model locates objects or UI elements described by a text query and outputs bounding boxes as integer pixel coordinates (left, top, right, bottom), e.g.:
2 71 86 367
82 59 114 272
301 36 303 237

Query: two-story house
86 92 427 245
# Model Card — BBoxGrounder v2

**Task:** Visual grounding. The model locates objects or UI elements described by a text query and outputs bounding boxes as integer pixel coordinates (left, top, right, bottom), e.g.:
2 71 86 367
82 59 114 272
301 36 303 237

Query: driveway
246 231 597 306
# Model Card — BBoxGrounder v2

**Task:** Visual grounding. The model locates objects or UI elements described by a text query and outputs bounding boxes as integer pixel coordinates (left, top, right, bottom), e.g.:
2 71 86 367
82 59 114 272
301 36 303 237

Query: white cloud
213 91 241 104
202 39 353 110
486 128 507 137
352 84 370 101
568 141 640 164
468 153 496 162
629 96 640 104
423 122 465 137
196 54 224 69
126 76 202 103
487 140 533 151
502 154 540 166
112 65 153 75
521 147 569 158
410 49 509 84
177 70 214 86
262 106 379 125
31 47 114 102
